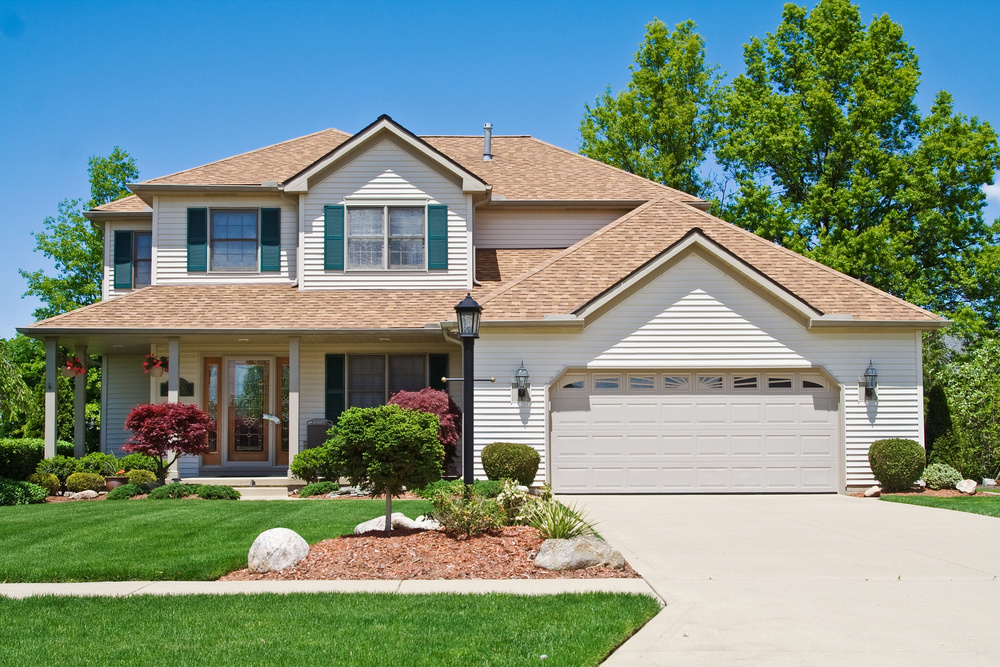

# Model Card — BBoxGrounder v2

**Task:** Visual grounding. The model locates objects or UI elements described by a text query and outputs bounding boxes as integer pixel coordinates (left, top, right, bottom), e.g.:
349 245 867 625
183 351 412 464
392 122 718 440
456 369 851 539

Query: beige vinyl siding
470 253 922 487
301 138 469 289
103 355 151 456
154 195 297 285
474 208 631 249
103 220 153 299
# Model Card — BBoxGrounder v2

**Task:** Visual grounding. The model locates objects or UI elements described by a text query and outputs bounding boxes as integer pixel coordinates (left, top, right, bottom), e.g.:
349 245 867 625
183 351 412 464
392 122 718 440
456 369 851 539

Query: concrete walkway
564 493 1000 666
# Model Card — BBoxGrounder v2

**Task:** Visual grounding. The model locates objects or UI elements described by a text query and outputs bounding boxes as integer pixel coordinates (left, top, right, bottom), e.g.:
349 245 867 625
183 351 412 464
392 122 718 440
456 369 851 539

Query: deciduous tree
123 403 213 483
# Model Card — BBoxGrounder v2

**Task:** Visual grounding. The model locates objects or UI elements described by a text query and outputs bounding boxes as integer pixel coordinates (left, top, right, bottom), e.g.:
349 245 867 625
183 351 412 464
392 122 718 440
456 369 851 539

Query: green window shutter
324 205 344 271
429 354 449 391
427 204 448 270
187 208 208 272
325 354 346 422
260 208 281 272
113 230 133 289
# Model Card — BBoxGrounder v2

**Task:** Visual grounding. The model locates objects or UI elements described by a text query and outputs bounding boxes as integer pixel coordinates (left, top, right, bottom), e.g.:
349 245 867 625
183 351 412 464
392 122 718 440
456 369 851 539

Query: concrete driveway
563 493 1000 665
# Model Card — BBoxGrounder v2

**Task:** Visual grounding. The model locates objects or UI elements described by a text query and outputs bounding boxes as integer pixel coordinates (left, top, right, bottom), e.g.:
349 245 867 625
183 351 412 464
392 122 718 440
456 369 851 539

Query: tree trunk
384 494 392 532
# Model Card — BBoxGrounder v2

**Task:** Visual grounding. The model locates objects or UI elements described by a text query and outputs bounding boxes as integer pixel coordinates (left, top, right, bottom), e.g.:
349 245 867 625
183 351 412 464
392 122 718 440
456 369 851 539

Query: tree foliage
714 0 1000 332
387 387 461 449
123 403 213 483
580 18 722 198
20 147 138 321
938 340 1000 479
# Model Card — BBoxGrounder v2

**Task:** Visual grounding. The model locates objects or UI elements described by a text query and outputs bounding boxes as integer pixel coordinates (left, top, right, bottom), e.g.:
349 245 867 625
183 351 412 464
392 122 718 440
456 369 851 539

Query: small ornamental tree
388 388 461 473
123 403 214 483
327 405 444 531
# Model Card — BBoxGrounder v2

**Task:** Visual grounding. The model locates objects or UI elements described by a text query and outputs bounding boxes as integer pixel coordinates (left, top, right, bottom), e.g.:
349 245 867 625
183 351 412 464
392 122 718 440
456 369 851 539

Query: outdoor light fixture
454 293 483 484
863 360 878 402
455 293 482 338
514 362 530 401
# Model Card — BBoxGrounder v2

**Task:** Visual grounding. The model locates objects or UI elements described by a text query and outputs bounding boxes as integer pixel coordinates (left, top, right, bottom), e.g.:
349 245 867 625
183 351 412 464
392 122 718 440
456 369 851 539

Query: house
19 115 946 492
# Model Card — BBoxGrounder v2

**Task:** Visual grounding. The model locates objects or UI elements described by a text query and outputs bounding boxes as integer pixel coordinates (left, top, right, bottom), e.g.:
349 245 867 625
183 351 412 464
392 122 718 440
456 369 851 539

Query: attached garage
550 369 841 493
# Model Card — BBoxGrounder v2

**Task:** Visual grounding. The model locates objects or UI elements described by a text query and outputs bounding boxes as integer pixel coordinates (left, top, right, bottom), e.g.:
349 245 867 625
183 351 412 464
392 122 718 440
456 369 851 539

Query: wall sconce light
514 362 530 402
863 360 878 402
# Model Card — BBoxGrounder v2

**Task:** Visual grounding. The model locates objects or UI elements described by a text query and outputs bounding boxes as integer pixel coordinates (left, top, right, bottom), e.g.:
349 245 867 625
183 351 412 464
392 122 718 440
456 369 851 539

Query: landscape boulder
354 513 440 534
956 479 978 495
67 490 99 500
248 528 309 573
534 535 625 571
863 485 881 498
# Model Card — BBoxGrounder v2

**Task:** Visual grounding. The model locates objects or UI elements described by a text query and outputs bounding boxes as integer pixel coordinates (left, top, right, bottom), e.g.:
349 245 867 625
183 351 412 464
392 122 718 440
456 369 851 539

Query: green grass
0 499 431 582
0 592 660 666
880 494 1000 517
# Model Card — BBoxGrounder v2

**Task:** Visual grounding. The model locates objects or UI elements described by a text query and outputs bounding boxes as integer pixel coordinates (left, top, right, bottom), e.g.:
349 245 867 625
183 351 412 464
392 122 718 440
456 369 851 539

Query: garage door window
801 374 828 390
628 374 655 391
594 374 621 391
663 375 690 391
733 375 759 390
698 375 724 391
561 375 585 390
767 375 793 390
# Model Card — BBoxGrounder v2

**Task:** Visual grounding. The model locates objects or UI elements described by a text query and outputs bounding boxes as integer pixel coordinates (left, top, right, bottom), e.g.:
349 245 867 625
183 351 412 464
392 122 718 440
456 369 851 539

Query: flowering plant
62 355 86 376
143 354 169 373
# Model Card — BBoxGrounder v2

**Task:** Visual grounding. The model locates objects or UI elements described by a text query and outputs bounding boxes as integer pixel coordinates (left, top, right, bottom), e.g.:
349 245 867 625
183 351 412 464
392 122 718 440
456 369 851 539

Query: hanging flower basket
144 354 169 377
61 356 86 377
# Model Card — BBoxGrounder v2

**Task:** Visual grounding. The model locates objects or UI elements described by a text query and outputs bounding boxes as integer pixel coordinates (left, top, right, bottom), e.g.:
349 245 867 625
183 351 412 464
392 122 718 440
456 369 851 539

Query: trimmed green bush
0 438 73 481
472 479 503 498
290 446 340 484
66 472 106 493
36 455 80 493
868 438 926 492
299 481 340 498
106 483 145 500
0 477 48 506
921 462 964 490
415 479 463 499
125 469 156 487
148 483 199 499
196 485 240 500
526 499 597 539
77 452 119 476
481 442 540 486
117 453 159 473
26 473 59 496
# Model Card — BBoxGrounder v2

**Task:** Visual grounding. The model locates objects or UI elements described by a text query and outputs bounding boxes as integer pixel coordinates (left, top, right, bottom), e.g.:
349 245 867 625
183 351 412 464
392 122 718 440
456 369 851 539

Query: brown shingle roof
92 194 149 213
475 248 563 287
479 198 943 324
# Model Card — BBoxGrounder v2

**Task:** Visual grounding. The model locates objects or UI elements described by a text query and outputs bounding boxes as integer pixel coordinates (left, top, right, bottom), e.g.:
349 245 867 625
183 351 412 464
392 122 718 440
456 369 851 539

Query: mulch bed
221 525 640 581
851 488 999 498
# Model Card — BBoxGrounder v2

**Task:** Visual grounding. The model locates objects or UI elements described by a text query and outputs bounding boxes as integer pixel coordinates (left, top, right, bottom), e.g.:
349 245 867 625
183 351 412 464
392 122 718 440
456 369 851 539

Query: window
697 375 724 391
560 375 585 390
733 375 759 390
211 210 258 271
593 374 621 391
663 375 690 391
347 206 425 270
133 232 151 287
801 374 828 390
347 354 429 408
628 374 655 391
767 376 793 390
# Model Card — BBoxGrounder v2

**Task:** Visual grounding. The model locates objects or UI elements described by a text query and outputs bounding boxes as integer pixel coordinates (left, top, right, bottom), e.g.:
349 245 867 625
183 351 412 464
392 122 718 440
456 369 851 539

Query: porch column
44 338 58 458
167 337 180 480
74 345 87 458
287 337 300 476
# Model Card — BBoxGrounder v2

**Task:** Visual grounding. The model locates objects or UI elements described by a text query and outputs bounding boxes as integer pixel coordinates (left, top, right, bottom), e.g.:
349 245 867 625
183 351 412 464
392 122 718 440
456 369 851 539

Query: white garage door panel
551 370 839 493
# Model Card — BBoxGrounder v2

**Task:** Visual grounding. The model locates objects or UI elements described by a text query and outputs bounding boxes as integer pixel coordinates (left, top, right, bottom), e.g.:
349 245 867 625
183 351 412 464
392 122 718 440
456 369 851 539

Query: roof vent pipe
483 123 493 161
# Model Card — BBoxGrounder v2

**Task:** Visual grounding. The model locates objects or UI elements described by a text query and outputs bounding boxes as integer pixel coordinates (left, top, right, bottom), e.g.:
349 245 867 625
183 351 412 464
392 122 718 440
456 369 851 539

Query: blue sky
2 0 998 338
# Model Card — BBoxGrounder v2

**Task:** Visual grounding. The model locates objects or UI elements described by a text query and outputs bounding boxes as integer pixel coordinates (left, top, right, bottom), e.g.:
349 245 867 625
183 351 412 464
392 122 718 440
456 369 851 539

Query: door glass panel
228 360 269 461
207 364 219 453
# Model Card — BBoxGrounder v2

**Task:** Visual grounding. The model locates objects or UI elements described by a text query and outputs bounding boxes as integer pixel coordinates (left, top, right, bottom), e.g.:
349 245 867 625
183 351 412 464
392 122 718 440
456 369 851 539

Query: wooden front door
227 359 270 462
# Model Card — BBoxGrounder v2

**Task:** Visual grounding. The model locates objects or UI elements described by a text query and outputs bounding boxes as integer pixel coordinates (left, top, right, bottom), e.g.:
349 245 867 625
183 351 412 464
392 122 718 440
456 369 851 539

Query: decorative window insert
560 375 585 390
277 357 290 465
801 374 828 390
628 374 655 392
697 375 724 391
347 205 425 270
211 210 259 271
732 375 759 390
767 375 793 390
202 357 221 466
593 374 621 391
662 375 691 391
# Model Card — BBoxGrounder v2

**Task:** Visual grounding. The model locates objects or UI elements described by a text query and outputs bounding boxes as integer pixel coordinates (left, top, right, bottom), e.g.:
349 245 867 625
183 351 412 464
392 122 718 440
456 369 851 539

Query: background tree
123 403 213 483
714 0 1000 334
0 341 31 426
580 18 722 198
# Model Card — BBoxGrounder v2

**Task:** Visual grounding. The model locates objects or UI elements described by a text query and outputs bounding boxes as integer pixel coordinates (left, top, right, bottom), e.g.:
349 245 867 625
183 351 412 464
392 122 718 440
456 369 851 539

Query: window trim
344 202 428 271
209 208 260 273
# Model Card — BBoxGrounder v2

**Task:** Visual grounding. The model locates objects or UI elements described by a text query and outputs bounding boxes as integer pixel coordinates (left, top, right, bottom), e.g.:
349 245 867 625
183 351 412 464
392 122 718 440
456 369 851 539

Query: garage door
550 370 840 493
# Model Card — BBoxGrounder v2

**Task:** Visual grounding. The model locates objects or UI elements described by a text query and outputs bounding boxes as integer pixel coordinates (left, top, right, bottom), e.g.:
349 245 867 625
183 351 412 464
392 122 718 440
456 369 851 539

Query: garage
549 370 841 493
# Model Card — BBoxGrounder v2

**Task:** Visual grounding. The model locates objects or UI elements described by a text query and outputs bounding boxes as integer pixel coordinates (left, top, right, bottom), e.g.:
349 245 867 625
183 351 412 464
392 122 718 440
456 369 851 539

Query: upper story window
347 206 425 270
113 229 151 290
134 232 152 287
211 210 259 271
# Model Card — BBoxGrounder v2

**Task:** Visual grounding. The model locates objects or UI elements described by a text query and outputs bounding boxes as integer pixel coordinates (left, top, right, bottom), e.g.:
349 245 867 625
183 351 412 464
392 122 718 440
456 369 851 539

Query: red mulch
851 488 998 498
220 525 640 581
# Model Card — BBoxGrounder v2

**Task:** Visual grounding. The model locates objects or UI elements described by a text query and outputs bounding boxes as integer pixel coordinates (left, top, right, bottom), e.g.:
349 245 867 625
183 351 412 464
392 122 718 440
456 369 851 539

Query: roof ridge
420 135 532 138
141 127 350 186
479 197 666 306
676 200 944 320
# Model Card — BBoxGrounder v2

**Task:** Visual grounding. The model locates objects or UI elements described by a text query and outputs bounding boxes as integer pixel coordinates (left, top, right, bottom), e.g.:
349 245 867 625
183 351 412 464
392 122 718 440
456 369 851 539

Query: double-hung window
133 232 152 287
347 206 425 270
112 230 151 289
211 210 259 271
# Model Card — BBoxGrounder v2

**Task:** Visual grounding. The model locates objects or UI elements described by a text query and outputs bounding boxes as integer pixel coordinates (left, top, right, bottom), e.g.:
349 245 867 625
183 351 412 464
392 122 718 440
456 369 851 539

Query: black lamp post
455 293 482 485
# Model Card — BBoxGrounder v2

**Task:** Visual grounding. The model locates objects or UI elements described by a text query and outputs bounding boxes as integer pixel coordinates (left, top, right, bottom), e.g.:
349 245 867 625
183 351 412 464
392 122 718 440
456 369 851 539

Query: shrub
921 462 964 490
328 405 444 531
27 472 59 496
415 479 463 499
0 438 73 481
106 483 145 500
428 486 504 537
77 452 119 476
481 442 540 486
0 477 48 506
36 455 79 493
66 472 106 493
290 446 340 484
126 469 157 487
299 481 340 498
123 403 214 483
196 484 240 500
388 388 462 472
525 499 597 539
148 483 199 499
117 453 159 473
472 479 504 498
930 428 982 481
868 438 926 492
496 479 533 524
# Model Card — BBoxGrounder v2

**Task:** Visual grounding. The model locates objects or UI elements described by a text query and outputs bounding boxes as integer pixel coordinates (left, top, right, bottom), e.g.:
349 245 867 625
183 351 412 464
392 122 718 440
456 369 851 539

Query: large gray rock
534 535 625 571
863 485 881 498
248 528 309 573
957 479 978 495
67 490 99 500
354 513 440 534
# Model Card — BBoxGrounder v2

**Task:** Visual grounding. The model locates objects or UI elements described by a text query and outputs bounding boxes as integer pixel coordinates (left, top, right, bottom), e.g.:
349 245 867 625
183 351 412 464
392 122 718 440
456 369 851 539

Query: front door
227 359 270 462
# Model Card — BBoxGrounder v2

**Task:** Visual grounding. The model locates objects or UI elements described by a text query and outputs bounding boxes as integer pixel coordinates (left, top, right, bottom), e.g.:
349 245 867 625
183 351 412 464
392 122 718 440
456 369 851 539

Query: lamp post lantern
455 293 482 485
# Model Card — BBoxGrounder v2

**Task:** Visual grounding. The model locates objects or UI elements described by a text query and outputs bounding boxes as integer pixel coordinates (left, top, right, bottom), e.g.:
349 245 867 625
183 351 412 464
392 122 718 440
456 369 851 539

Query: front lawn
0 592 659 666
0 499 431 582
880 494 1000 518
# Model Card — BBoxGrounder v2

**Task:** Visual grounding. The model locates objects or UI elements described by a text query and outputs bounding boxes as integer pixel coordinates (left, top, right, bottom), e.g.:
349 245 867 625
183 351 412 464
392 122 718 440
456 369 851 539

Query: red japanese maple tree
123 403 214 483
388 388 461 474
